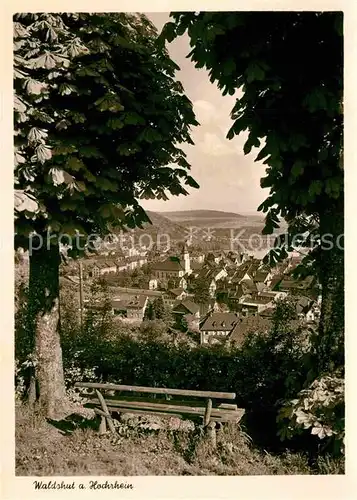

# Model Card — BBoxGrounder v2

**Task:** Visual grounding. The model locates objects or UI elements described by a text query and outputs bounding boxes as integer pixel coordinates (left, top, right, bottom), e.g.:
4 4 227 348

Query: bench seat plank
84 394 238 411
105 407 184 420
88 398 241 419
105 406 245 423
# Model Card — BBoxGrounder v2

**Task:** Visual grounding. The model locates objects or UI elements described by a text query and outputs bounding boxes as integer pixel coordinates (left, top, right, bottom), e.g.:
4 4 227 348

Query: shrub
17 280 340 457
64 354 100 405
277 370 344 456
56 297 313 450
15 354 37 400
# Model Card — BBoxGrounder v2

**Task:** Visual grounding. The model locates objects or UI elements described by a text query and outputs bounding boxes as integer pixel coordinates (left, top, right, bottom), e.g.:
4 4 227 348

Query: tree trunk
28 375 37 408
317 202 344 373
28 240 69 420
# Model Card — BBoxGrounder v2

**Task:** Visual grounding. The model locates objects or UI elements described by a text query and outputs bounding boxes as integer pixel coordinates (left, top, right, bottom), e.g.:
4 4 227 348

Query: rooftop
168 288 186 297
240 295 272 306
112 295 147 310
270 275 283 290
172 299 200 315
197 266 216 281
151 257 184 272
229 263 252 282
258 290 280 297
125 255 147 263
110 287 163 297
200 312 239 332
228 286 244 300
296 296 314 313
191 261 203 271
83 260 117 269
241 280 258 293
280 275 315 290
259 307 276 318
230 316 272 345
254 270 269 283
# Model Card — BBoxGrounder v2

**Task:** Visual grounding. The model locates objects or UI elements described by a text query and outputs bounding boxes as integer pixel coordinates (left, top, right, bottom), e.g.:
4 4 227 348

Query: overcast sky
141 13 268 215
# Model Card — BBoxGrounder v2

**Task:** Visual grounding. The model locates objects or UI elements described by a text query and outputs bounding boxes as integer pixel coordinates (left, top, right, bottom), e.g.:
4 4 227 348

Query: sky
141 13 268 215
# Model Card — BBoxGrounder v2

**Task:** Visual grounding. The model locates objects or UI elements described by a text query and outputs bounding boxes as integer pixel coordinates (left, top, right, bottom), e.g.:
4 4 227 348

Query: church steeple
181 241 191 275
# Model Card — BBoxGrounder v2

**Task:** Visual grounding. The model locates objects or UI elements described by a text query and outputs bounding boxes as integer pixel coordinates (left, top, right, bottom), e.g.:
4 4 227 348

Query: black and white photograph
10 6 346 485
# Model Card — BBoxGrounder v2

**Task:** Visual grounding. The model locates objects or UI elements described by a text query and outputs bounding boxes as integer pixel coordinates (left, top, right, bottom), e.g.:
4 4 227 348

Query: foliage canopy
161 11 343 263
161 11 344 372
14 13 199 253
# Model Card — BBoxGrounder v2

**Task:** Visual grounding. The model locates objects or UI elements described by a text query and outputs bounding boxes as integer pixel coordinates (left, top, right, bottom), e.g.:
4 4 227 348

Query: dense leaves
189 276 211 304
277 370 344 455
144 297 172 324
161 11 343 235
162 11 344 372
14 13 199 252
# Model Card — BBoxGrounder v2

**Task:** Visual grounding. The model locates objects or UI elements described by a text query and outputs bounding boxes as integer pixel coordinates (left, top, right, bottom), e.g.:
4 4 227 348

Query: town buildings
70 241 319 343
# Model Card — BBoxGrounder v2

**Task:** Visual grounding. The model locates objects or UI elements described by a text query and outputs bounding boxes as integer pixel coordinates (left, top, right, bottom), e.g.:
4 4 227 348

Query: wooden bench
74 382 245 445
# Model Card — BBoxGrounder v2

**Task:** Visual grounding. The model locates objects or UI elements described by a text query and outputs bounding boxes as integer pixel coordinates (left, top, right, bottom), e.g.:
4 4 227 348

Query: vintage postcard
1 0 356 498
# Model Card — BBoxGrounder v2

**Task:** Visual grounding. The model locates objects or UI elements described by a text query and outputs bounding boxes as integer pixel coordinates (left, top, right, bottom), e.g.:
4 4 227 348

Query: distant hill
159 209 265 229
162 210 248 220
132 210 187 240
124 209 286 253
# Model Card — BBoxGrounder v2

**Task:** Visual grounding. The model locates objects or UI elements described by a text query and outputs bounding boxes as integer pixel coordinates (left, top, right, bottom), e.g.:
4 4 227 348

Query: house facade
112 295 148 323
238 295 273 316
209 279 217 298
200 312 239 344
152 259 185 280
116 260 129 272
147 278 158 290
88 261 117 278
258 290 287 302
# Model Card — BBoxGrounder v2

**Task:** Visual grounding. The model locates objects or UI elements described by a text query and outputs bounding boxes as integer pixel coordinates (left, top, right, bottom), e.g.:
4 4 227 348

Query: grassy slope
16 403 331 477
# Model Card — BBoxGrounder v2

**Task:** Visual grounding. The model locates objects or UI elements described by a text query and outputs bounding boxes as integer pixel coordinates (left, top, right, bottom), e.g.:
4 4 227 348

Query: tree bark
317 202 344 373
28 375 37 408
28 240 69 420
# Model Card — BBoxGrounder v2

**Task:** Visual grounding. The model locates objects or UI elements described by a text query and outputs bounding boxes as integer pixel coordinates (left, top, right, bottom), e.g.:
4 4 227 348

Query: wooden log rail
74 382 236 400
74 382 244 446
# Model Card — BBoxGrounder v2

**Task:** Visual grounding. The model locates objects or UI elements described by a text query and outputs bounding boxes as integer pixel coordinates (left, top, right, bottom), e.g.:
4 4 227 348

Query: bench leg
99 415 107 435
96 390 116 434
205 421 217 449
203 398 212 427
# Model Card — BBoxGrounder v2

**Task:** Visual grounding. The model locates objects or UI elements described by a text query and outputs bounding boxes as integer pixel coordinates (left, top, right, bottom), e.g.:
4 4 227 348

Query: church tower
182 241 191 275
